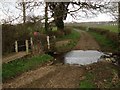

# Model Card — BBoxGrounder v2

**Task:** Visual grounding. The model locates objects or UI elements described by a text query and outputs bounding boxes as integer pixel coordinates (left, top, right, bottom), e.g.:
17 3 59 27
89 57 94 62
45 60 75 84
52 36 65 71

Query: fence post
47 36 50 49
26 40 29 54
15 41 18 53
30 37 34 54
53 35 56 39
30 37 33 48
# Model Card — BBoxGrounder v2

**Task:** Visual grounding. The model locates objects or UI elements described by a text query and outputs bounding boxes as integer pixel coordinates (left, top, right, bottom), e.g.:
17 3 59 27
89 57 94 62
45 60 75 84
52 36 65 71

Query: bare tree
118 2 120 71
22 0 26 24
0 0 43 24
0 1 23 24
118 2 120 40
47 1 118 30
1 1 118 29
26 15 43 23
16 0 41 24
48 2 69 30
45 2 48 32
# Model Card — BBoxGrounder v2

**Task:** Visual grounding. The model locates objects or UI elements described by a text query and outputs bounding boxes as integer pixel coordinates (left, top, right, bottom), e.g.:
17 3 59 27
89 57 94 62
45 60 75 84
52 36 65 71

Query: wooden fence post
47 36 50 49
15 41 18 53
30 37 34 54
30 37 33 48
53 35 56 39
26 40 29 54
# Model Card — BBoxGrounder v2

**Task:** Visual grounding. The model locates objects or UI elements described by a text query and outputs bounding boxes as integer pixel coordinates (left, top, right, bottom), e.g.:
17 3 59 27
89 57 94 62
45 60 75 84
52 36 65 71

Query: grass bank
2 54 53 81
55 30 80 52
88 31 118 52
60 29 80 40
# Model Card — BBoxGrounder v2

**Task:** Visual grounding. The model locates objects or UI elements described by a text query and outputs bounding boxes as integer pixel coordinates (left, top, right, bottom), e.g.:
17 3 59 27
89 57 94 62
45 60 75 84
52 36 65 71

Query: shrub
53 30 64 38
47 30 53 36
64 27 72 35
89 27 109 35
79 26 86 30
106 32 118 41
39 34 47 48
2 24 17 55
2 24 32 55
89 27 118 43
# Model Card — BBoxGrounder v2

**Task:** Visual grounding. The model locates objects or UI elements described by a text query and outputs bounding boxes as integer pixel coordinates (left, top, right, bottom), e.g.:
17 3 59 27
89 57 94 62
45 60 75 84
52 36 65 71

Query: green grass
80 80 96 88
57 30 80 40
88 31 118 52
63 30 80 40
84 25 119 33
79 24 118 33
80 73 96 88
2 54 53 81
91 25 118 33
56 30 80 52
56 40 77 53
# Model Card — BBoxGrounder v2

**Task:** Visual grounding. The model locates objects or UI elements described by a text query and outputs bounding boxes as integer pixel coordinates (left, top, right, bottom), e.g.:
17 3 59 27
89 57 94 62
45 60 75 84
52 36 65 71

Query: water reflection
64 50 104 65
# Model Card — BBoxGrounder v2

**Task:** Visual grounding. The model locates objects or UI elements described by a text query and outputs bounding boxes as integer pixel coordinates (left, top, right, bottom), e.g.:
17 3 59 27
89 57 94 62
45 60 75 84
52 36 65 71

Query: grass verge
88 31 118 52
2 54 53 81
56 30 80 52
80 62 120 88
80 72 96 88
57 29 80 40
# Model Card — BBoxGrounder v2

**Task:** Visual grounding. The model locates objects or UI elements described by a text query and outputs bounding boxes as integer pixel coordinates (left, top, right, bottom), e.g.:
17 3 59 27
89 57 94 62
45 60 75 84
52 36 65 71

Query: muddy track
21 65 85 88
3 30 101 88
74 30 100 50
3 65 56 88
3 64 85 88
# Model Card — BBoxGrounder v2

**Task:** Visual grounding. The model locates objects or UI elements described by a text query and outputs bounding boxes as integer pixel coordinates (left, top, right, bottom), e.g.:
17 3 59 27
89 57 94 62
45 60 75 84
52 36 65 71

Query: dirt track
3 30 101 88
21 65 85 88
74 30 100 50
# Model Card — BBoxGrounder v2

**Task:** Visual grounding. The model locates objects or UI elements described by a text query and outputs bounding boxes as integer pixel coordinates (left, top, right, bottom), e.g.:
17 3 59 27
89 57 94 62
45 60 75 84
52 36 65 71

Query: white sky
65 13 114 23
0 0 118 24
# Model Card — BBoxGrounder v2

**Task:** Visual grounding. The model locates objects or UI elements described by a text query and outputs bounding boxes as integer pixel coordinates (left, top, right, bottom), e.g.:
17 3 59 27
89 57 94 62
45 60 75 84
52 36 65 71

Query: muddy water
64 50 104 65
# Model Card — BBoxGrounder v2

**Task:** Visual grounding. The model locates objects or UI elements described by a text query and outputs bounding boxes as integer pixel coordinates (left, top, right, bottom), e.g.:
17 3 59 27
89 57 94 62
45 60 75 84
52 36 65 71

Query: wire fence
14 38 33 54
7 35 56 55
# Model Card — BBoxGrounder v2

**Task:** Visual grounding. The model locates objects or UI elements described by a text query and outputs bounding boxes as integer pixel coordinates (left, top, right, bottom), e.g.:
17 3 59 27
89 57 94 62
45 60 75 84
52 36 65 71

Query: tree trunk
118 2 120 51
55 17 64 30
118 2 120 58
22 0 26 24
45 2 48 32
118 2 120 78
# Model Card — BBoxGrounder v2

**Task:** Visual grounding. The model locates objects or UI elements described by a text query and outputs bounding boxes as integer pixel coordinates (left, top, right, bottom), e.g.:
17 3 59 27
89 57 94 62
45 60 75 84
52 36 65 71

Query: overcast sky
0 0 118 24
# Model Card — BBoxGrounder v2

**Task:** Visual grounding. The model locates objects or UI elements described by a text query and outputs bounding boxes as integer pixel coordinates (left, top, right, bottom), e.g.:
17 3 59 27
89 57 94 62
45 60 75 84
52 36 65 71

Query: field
65 23 119 33
92 25 118 33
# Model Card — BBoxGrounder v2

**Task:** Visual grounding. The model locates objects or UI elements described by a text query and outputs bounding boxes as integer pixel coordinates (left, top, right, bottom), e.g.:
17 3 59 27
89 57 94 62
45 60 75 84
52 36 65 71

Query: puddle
64 50 104 65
